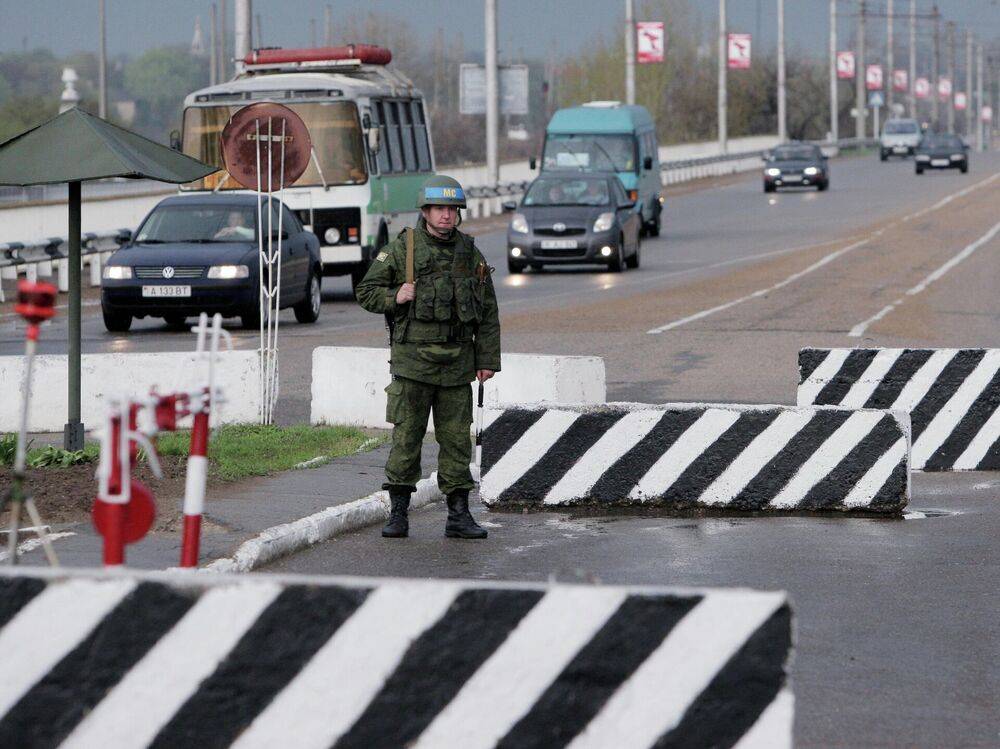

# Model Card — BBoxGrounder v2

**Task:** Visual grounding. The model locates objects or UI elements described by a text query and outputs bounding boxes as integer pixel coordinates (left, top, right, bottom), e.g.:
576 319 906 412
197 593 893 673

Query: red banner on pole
865 64 883 91
953 92 967 111
914 77 930 99
983 106 994 123
636 21 665 64
836 51 855 79
937 77 952 100
727 33 751 69
892 69 908 93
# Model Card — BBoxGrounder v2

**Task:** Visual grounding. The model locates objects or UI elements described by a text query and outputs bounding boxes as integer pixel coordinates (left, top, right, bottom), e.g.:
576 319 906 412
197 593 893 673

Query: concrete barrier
0 568 793 748
481 402 910 513
0 350 260 432
310 346 605 430
799 348 1000 471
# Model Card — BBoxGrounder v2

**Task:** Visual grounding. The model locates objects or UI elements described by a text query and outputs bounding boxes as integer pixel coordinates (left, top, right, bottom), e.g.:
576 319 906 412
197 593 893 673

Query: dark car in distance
504 172 641 273
914 133 969 175
100 194 322 332
762 143 829 192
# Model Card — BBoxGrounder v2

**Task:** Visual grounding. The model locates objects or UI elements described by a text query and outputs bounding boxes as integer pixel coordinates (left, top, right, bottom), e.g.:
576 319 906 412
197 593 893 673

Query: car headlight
804 166 819 176
765 168 781 177
916 154 930 161
324 227 341 244
950 153 965 161
593 212 615 233
510 213 529 234
102 265 132 280
207 264 250 279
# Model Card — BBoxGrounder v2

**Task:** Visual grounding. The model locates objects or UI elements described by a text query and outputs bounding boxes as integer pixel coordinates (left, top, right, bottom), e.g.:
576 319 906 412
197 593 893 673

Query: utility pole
931 4 939 129
325 5 333 47
777 0 787 141
976 43 984 150
947 22 955 132
718 0 728 153
98 0 107 119
886 0 893 111
255 13 262 49
234 0 250 75
856 0 866 140
908 0 916 117
830 0 838 141
625 0 636 105
210 3 218 85
485 0 499 186
965 30 973 139
219 0 228 81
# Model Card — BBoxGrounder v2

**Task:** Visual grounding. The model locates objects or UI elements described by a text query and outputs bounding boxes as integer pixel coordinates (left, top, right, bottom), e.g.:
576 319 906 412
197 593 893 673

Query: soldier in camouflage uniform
356 175 501 539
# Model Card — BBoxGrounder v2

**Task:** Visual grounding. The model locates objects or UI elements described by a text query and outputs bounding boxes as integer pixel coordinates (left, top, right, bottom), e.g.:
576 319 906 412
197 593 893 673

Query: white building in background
191 17 206 57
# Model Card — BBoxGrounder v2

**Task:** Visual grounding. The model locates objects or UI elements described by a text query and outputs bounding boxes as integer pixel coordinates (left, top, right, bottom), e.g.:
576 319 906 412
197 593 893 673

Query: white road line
232 582 461 749
850 217 1000 337
769 411 884 508
838 349 904 408
62 582 283 749
843 438 908 507
567 592 786 749
629 409 741 501
700 411 815 506
0 578 136 716
413 588 628 749
796 349 852 406
911 350 1000 469
0 531 75 563
543 410 664 505
954 404 1000 470
482 410 581 498
733 688 795 749
889 349 958 412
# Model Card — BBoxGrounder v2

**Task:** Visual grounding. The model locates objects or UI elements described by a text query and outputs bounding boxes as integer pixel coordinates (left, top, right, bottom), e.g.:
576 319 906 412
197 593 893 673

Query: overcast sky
2 1 998 63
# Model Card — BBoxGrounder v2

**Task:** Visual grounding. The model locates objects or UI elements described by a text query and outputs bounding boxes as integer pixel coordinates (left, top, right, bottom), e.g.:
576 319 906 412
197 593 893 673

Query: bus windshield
182 101 367 189
542 134 637 173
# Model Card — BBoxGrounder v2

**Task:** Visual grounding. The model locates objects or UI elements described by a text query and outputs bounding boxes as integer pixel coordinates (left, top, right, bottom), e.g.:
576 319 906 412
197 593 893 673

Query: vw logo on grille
162 266 175 279
552 222 566 233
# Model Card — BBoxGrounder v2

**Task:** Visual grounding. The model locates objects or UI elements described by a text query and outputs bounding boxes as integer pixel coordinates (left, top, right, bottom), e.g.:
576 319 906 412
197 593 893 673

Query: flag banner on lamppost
727 33 751 69
836 51 855 79
892 69 908 92
983 106 994 123
937 77 952 101
953 92 967 111
865 64 883 91
915 77 930 98
636 21 665 63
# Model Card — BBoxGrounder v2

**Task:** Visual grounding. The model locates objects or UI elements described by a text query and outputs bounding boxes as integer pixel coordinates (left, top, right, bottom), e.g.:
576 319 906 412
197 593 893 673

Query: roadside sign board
866 64 883 91
892 69 908 92
937 77 952 100
636 21 665 63
868 91 885 108
459 64 530 116
953 92 967 111
914 77 930 98
727 33 751 69
983 106 994 122
837 51 855 79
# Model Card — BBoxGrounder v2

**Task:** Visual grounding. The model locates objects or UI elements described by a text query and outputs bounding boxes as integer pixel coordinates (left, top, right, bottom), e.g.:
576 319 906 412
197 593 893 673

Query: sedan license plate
142 285 191 298
931 159 949 167
782 174 803 182
540 239 578 249
893 146 908 153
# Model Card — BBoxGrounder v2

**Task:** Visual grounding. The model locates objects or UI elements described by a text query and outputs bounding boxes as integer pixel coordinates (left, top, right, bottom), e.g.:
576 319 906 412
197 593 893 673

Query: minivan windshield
524 178 610 206
135 205 258 244
885 120 919 134
543 134 637 173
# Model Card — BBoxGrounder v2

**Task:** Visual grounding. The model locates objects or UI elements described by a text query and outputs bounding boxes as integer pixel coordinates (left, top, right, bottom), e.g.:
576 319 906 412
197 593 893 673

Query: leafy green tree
124 46 207 139
0 96 57 142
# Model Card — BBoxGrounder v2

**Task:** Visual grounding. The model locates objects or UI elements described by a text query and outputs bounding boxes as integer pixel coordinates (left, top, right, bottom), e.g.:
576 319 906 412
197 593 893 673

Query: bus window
399 101 418 171
385 102 404 172
373 101 391 174
412 101 431 171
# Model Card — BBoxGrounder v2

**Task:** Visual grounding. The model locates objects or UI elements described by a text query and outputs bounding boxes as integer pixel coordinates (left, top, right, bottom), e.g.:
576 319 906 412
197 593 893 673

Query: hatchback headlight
950 153 965 161
804 166 819 175
510 213 529 234
765 167 781 176
593 212 615 233
207 264 249 279
102 265 132 280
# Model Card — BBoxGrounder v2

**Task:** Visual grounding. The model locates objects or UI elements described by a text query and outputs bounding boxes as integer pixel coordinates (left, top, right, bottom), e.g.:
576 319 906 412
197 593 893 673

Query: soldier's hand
395 282 415 304
476 369 495 382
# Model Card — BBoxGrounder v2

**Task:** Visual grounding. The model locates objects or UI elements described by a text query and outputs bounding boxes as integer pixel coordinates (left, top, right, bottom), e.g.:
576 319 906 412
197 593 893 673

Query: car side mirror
115 228 133 245
529 157 537 170
169 129 182 152
643 155 653 170
367 128 381 153
502 200 517 212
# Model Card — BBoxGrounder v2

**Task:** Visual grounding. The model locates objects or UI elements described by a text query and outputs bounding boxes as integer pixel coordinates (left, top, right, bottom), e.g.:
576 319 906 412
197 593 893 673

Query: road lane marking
849 217 1000 337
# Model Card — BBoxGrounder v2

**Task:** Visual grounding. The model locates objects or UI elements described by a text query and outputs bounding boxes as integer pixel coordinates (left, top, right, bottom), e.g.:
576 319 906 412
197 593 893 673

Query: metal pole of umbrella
65 180 84 451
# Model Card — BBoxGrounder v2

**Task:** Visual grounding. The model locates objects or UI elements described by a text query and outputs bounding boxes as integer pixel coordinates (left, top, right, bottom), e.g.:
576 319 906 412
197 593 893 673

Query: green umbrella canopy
0 107 217 186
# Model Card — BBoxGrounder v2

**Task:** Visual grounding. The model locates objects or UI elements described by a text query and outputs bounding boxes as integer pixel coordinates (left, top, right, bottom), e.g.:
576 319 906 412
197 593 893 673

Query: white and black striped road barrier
0 569 794 749
481 403 910 513
799 348 1000 472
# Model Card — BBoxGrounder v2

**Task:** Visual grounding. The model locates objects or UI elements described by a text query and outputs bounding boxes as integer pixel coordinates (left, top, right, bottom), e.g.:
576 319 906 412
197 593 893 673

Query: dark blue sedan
101 194 321 332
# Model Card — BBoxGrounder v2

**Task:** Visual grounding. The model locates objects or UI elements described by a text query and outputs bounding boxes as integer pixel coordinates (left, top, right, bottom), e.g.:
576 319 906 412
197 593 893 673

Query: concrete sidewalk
7 441 441 569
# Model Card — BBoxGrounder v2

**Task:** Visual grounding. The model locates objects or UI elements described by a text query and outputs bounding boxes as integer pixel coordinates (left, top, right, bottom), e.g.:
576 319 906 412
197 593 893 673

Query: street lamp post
718 0 727 153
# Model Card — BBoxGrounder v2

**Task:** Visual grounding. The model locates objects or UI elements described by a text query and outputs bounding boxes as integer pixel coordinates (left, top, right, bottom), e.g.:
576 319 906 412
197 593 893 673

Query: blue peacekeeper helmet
417 175 467 208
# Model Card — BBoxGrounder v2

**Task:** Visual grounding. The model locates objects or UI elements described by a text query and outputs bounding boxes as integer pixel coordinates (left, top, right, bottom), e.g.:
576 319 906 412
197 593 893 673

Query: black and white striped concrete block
481 403 910 513
0 569 793 748
799 348 1000 471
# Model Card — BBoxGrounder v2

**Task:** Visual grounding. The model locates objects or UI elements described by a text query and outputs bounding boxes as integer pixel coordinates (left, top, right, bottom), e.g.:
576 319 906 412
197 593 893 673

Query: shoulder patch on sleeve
375 251 389 262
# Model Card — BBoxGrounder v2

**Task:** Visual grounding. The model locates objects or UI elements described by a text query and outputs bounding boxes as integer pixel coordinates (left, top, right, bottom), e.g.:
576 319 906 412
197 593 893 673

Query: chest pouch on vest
413 274 436 321
455 277 484 324
433 277 454 321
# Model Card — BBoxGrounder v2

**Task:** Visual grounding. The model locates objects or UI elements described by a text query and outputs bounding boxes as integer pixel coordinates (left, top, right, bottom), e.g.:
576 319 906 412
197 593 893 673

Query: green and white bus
180 45 434 290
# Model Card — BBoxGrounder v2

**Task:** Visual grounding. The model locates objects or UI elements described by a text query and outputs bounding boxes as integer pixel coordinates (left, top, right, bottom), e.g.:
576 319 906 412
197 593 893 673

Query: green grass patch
155 424 383 482
0 434 100 469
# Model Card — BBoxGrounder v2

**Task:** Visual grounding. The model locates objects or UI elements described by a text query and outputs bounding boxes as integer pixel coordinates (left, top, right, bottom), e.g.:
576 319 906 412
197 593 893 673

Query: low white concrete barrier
311 346 605 430
0 350 260 432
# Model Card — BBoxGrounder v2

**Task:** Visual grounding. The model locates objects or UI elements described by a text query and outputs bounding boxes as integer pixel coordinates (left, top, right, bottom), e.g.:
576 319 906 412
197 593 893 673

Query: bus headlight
593 212 615 232
102 266 132 280
324 227 341 244
510 213 529 234
207 264 249 279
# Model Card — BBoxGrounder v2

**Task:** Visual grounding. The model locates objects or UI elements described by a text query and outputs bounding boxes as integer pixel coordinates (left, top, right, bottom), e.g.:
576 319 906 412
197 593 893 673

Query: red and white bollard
180 391 210 568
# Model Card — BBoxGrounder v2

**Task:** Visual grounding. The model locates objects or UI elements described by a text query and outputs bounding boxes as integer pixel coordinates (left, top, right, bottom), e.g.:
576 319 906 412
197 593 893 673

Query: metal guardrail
0 231 126 302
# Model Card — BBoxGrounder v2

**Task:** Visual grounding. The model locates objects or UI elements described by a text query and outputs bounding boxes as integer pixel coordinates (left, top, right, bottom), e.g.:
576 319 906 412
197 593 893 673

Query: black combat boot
445 489 488 539
382 491 410 538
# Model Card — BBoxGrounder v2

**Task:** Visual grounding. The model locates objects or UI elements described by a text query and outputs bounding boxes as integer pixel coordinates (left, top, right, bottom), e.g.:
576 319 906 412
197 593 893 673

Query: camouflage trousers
383 377 474 496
